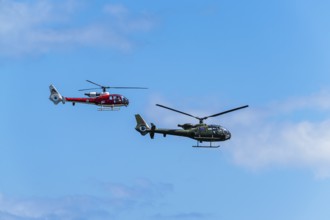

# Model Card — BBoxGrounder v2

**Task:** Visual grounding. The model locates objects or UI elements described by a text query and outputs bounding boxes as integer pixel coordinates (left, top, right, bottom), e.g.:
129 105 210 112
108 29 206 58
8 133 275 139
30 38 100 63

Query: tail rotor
49 85 65 105
135 114 151 136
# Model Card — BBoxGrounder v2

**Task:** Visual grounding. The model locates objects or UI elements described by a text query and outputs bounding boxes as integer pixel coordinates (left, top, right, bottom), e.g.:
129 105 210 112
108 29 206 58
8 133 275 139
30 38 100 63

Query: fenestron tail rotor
79 80 148 93
156 104 249 124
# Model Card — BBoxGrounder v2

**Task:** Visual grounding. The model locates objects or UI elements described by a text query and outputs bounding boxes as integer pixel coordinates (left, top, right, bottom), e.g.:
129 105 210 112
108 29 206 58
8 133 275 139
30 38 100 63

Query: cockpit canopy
208 124 229 134
122 96 129 105
108 95 129 105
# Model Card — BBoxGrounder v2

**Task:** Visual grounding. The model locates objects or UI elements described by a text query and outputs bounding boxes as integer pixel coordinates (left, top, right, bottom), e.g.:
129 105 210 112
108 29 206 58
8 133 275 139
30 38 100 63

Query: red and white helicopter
49 80 147 111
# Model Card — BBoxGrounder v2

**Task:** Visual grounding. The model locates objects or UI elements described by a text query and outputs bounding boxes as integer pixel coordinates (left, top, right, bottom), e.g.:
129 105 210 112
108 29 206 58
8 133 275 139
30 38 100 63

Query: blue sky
1 0 330 219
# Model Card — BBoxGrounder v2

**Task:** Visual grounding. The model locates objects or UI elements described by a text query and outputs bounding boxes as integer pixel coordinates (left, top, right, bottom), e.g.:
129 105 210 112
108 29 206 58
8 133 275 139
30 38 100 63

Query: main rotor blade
86 80 147 90
78 87 102 91
156 104 199 120
110 87 148 89
202 105 249 120
79 86 147 91
86 80 104 88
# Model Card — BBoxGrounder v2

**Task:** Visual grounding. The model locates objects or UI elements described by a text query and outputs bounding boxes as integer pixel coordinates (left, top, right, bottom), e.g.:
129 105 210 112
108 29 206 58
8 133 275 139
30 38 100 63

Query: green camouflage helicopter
135 104 249 148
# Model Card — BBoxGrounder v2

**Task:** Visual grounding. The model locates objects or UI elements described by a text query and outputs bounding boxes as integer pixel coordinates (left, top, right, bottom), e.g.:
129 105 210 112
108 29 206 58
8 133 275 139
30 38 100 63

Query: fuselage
152 124 231 142
65 92 129 107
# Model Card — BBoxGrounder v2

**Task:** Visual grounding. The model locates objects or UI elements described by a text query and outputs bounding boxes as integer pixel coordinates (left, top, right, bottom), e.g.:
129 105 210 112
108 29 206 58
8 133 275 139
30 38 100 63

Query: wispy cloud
152 212 211 220
103 178 173 199
0 0 155 57
101 178 173 210
0 193 112 220
228 90 330 178
0 179 173 220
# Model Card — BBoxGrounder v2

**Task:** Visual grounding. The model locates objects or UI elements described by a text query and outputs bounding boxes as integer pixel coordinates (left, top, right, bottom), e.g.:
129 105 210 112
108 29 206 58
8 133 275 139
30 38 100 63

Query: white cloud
0 0 154 57
152 212 210 220
103 4 129 18
102 178 173 208
228 90 330 178
0 193 111 220
0 179 173 220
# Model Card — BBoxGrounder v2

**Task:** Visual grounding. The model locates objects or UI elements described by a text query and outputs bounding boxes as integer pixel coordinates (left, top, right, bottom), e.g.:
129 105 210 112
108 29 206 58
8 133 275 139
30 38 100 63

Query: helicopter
135 104 249 148
49 80 147 111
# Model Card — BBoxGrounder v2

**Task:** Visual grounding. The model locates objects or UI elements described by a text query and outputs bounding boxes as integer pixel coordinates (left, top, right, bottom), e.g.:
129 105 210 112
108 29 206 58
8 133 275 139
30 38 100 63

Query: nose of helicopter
124 98 129 106
225 131 231 140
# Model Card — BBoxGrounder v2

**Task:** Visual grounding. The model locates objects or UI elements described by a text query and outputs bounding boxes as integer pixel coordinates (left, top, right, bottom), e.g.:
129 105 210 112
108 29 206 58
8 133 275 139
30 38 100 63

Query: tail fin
49 84 65 105
135 114 150 136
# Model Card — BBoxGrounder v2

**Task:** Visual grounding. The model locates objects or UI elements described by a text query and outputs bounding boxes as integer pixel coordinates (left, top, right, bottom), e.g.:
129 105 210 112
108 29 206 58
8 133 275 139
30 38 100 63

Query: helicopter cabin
207 125 229 135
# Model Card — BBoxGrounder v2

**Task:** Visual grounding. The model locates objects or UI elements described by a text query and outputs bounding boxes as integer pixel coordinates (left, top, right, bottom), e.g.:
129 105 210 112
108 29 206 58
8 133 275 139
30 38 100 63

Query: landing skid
192 141 220 148
97 106 120 111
